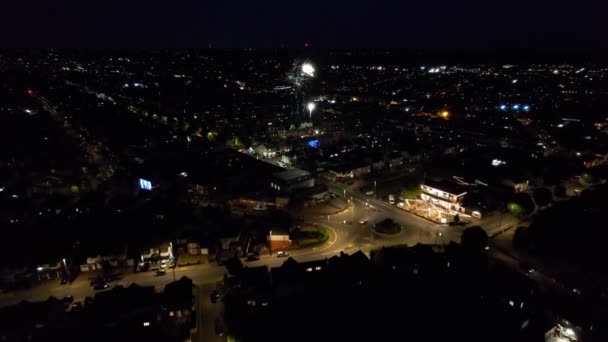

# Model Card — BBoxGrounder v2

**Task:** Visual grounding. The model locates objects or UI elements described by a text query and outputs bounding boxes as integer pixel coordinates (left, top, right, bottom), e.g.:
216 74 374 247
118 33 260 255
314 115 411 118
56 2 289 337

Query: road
0 180 501 307
0 178 532 341
194 283 226 342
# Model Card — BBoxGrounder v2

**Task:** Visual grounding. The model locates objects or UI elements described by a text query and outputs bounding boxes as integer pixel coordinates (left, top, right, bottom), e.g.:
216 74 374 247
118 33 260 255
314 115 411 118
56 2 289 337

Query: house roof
422 179 467 196
273 168 311 182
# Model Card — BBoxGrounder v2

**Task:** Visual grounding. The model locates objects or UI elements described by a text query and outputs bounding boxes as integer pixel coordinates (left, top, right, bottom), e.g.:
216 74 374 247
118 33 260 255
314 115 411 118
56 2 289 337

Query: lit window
315 266 322 271
306 267 313 272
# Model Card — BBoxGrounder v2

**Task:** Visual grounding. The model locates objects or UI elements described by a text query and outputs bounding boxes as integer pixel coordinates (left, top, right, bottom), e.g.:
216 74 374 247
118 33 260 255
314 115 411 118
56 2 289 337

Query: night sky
1 0 605 51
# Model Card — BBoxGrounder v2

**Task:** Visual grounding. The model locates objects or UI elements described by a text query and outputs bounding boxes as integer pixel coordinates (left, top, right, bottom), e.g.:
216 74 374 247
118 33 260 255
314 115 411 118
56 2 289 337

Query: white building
420 180 468 214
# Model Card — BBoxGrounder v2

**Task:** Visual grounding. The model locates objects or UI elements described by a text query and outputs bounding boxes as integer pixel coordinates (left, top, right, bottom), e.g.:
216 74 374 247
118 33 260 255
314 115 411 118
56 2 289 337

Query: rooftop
273 168 311 182
422 179 467 196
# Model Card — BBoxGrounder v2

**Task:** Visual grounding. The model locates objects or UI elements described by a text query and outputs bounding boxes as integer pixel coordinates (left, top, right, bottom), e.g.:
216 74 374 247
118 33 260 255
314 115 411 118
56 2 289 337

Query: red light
27 89 33 95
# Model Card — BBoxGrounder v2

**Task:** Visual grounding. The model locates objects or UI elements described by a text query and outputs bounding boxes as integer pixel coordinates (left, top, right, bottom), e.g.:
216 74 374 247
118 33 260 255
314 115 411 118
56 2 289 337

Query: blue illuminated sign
307 139 320 148
139 178 152 190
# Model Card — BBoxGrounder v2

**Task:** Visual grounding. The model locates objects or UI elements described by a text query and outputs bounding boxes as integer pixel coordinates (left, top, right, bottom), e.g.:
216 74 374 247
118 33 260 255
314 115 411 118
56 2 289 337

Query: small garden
293 226 330 248
177 254 204 266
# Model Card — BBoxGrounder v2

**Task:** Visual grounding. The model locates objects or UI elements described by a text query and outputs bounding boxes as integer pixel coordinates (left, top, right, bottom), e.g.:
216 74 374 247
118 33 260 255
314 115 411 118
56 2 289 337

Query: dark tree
533 187 552 207
507 193 535 217
225 256 243 276
512 226 530 250
554 185 567 198
461 226 489 252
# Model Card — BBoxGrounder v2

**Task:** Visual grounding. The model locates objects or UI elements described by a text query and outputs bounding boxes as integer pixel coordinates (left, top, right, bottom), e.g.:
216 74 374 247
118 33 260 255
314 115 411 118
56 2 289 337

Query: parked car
276 251 289 258
92 282 110 290
215 319 225 336
246 254 260 261
210 290 220 303
70 302 83 312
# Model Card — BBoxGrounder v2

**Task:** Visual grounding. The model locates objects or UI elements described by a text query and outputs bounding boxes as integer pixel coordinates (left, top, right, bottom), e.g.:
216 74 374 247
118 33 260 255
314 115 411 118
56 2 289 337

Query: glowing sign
139 178 152 190
307 140 320 148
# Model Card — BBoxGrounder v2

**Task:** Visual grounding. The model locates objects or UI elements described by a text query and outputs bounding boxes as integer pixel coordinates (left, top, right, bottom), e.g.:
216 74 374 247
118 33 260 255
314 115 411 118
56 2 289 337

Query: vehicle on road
276 251 289 258
92 282 110 290
246 254 260 261
210 290 220 303
154 270 166 277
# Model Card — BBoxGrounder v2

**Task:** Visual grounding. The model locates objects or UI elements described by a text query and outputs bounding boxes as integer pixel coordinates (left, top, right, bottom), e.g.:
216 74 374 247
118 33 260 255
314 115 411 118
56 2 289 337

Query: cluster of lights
428 66 446 73
499 104 530 112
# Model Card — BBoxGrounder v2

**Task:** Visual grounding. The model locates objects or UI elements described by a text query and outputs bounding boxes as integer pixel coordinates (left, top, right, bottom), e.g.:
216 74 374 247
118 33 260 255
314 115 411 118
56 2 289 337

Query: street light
307 102 316 120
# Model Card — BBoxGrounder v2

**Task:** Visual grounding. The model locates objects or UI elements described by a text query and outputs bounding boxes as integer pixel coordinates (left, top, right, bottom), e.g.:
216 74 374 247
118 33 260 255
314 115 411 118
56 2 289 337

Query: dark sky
1 0 606 51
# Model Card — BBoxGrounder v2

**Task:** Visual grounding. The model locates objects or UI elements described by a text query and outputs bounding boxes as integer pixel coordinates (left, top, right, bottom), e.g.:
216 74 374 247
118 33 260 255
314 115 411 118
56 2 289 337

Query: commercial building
270 168 314 194
420 180 468 215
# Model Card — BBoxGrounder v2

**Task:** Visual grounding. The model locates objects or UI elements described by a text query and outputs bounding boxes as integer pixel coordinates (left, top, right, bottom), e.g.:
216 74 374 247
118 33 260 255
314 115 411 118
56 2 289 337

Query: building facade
420 181 468 214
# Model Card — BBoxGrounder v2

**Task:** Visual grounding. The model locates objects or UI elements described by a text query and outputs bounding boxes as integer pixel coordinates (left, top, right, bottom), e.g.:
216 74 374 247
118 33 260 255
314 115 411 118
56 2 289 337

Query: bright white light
564 328 576 338
302 63 315 77
492 159 506 166
0 186 5 192
24 109 32 114
37 267 44 272
143 322 150 327
512 79 518 84
307 102 315 112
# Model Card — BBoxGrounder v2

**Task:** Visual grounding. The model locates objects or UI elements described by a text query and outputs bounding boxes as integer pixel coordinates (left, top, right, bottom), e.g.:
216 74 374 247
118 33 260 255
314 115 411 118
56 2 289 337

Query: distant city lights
500 103 531 112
